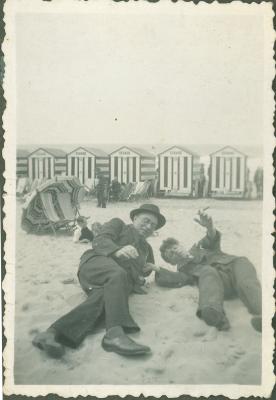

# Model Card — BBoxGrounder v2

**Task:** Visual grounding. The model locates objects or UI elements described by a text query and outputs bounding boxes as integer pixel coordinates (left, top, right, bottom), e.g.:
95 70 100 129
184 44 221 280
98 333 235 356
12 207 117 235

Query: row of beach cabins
16 144 262 199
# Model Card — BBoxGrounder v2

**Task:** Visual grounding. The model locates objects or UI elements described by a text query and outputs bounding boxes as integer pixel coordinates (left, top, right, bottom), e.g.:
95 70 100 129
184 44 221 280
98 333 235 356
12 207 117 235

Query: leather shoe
201 307 230 331
32 329 65 358
102 332 151 356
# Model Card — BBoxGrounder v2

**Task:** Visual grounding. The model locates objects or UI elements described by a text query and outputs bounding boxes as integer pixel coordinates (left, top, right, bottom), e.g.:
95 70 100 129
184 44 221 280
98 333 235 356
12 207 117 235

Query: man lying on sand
33 204 165 358
156 210 262 333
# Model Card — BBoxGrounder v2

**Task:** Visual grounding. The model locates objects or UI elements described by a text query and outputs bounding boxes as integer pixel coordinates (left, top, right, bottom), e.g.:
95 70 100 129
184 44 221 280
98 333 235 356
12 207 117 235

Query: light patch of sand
14 198 262 384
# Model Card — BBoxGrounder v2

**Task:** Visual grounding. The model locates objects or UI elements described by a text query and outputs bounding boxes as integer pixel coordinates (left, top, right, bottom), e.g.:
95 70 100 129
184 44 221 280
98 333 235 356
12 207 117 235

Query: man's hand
114 245 139 260
142 263 160 274
194 210 216 238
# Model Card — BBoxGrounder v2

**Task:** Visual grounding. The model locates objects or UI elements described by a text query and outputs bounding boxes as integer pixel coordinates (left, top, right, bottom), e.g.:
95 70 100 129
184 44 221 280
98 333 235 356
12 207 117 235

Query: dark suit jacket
156 230 238 288
178 230 237 277
80 218 155 282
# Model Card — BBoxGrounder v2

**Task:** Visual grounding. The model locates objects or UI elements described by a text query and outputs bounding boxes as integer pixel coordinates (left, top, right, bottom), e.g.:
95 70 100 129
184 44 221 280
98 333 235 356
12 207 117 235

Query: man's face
133 212 158 238
164 244 190 266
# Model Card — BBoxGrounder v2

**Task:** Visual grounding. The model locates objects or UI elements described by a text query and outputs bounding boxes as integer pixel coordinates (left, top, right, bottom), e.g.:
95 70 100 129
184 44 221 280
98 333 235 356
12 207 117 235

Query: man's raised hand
194 209 213 230
194 208 217 239
114 245 139 260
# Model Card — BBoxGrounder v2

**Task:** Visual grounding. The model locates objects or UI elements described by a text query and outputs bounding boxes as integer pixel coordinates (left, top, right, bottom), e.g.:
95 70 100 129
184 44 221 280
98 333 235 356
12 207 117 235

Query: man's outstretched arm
193 210 221 251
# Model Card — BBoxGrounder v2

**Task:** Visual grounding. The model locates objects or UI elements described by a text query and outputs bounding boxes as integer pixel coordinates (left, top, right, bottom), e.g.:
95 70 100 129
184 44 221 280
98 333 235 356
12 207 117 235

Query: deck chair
16 177 30 196
30 178 40 192
56 192 77 221
40 192 74 235
129 181 145 201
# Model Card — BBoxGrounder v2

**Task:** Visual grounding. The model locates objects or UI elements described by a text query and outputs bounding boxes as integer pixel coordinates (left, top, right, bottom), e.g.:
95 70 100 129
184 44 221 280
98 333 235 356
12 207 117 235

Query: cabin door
225 158 231 191
172 157 179 190
79 157 84 184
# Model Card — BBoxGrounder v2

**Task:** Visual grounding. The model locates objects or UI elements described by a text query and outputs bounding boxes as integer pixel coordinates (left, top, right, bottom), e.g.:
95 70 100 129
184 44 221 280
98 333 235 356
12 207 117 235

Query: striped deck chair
39 192 61 234
16 177 30 196
129 181 145 201
119 183 135 201
57 193 78 223
30 178 40 193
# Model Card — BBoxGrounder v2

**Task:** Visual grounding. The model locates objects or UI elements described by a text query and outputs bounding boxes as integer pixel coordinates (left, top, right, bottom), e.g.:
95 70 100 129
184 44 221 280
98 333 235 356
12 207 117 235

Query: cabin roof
210 145 247 157
67 146 108 157
158 145 199 157
16 149 30 158
110 146 155 157
29 147 67 158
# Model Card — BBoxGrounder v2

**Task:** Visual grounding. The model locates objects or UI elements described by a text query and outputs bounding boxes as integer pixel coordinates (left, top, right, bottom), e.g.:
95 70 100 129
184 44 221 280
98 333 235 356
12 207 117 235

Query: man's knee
109 266 127 281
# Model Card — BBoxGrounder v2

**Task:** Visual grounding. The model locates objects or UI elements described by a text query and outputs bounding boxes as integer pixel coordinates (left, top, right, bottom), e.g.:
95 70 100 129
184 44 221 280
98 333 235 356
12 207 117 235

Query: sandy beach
14 198 262 385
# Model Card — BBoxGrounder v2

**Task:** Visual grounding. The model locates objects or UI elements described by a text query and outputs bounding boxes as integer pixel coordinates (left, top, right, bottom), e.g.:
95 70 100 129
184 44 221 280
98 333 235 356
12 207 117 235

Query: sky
16 8 265 147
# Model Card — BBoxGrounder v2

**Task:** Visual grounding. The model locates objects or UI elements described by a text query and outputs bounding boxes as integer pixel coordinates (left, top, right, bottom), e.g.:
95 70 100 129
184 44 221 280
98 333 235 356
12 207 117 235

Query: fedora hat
130 203 166 230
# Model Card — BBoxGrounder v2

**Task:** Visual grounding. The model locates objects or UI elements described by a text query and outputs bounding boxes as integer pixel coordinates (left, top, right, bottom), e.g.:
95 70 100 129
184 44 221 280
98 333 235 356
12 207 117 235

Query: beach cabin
210 146 247 198
67 147 109 186
28 148 67 180
110 146 156 184
158 146 200 196
16 149 30 177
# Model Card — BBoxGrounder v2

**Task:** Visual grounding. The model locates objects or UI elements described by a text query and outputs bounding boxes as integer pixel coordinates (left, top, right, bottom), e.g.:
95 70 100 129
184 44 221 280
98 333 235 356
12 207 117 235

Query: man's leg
96 191 101 207
197 266 230 330
231 257 262 315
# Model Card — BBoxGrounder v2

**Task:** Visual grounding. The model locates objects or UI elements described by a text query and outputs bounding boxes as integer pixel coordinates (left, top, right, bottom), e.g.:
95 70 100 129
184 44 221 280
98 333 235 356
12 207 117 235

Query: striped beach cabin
158 146 200 196
110 146 156 184
16 149 30 177
67 147 109 186
210 146 247 198
28 148 67 180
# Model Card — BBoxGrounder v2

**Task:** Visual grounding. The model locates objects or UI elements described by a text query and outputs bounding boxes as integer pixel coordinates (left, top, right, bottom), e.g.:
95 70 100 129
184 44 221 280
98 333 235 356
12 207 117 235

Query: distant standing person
110 177 121 201
254 167 263 200
96 173 108 208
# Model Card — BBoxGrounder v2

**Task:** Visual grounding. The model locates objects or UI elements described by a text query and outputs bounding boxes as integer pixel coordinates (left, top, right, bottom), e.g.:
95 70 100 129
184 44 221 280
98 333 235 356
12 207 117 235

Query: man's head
130 203 166 238
132 212 158 238
160 238 192 266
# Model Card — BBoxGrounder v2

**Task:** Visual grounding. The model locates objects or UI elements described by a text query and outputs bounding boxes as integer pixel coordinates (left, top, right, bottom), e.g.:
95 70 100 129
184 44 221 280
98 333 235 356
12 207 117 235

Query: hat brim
130 208 166 230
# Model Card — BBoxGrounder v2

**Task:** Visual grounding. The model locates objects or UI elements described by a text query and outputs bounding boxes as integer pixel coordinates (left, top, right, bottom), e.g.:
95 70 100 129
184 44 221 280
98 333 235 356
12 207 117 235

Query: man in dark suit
33 204 166 358
156 210 262 333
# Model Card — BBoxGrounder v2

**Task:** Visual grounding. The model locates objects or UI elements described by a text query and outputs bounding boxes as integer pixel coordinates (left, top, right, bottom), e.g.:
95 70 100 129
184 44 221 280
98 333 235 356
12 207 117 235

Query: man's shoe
201 307 230 331
102 328 151 356
32 329 65 358
251 316 262 332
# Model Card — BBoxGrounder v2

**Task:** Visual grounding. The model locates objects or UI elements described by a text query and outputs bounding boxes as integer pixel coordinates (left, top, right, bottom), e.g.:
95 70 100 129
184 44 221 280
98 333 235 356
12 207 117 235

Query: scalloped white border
3 0 275 397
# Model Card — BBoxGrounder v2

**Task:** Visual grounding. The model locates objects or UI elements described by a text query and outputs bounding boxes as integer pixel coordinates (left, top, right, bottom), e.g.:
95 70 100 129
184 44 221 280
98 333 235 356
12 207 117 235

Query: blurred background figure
110 177 121 202
254 167 263 200
194 164 206 198
95 171 108 208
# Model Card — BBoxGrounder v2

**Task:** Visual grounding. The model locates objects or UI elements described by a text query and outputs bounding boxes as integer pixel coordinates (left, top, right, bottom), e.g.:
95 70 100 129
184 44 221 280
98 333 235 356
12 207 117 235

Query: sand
14 198 262 385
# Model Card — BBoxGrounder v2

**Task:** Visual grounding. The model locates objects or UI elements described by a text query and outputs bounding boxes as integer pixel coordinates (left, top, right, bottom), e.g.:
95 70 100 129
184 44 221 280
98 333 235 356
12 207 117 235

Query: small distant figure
96 173 108 208
110 177 121 201
73 216 94 244
254 167 263 200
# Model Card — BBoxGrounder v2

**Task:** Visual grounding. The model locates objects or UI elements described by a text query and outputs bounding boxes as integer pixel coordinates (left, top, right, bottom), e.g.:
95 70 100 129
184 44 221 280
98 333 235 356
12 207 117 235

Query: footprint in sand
193 327 218 342
217 344 246 368
146 346 174 375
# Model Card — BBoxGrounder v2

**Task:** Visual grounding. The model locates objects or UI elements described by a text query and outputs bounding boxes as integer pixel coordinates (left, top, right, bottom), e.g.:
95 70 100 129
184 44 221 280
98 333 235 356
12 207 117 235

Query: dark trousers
155 257 261 318
51 256 139 348
198 257 262 316
97 191 106 208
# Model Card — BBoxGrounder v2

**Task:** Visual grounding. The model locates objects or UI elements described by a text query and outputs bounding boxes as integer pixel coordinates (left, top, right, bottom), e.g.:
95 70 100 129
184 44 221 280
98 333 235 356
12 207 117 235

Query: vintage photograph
3 0 274 398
